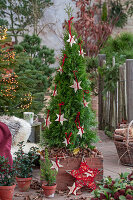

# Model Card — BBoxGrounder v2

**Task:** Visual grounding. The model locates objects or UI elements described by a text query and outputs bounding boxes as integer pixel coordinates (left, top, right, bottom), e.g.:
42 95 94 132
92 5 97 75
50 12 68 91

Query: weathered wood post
126 59 133 122
98 54 106 129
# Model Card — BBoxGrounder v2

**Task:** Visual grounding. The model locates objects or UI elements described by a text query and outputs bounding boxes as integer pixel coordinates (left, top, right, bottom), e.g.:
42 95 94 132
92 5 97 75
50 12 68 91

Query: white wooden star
79 49 85 57
84 100 89 107
77 126 84 138
51 160 63 172
63 138 70 146
57 66 63 74
67 34 76 47
68 182 80 195
70 80 82 93
45 116 51 128
55 114 67 125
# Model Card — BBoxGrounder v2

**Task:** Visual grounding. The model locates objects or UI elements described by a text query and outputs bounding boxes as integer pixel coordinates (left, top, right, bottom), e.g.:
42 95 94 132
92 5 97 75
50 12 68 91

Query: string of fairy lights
0 27 33 110
0 27 7 40
1 72 18 98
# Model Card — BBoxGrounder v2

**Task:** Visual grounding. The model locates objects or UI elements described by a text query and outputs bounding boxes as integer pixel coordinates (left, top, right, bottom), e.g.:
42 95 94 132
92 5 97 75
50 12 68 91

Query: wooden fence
98 55 133 131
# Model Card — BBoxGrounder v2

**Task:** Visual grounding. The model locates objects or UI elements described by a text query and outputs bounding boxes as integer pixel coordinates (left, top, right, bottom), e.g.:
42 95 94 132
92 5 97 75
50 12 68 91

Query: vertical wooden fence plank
126 59 133 122
98 54 106 130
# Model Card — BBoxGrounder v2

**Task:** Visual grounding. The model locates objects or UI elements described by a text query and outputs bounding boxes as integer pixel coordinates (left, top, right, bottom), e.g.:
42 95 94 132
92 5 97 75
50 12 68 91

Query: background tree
0 0 52 43
14 34 55 115
0 31 55 116
73 0 133 57
42 18 98 150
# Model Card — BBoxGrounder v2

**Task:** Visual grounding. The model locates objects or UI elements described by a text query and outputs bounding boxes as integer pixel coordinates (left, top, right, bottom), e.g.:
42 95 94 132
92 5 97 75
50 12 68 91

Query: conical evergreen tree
43 18 98 150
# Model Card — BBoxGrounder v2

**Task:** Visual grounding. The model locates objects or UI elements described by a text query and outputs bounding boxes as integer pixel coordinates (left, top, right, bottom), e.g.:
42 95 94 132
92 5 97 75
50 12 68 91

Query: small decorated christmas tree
43 17 98 150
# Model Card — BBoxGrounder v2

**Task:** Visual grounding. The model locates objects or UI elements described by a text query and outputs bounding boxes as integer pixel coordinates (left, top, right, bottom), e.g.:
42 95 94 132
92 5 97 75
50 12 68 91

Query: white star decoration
70 80 82 93
63 138 70 146
77 126 84 138
51 160 63 172
84 100 89 107
68 182 80 195
55 114 67 125
45 117 51 128
67 34 76 47
79 49 85 57
57 66 63 74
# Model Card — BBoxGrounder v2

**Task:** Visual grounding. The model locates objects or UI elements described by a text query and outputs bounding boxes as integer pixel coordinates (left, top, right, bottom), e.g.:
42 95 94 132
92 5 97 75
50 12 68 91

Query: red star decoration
67 157 100 195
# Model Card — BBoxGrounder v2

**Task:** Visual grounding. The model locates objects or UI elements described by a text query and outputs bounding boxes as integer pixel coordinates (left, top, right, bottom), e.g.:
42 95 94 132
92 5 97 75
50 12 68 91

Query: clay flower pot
16 177 32 192
42 183 57 198
0 184 16 200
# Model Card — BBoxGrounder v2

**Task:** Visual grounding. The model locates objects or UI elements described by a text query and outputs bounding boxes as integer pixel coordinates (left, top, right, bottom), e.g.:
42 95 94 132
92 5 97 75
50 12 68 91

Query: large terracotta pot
16 177 32 192
42 183 57 198
0 184 16 200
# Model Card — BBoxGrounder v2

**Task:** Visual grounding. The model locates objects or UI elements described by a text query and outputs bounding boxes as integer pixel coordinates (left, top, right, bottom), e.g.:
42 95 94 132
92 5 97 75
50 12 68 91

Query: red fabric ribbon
75 112 84 134
53 84 57 96
79 41 83 55
65 132 72 145
73 70 79 89
56 156 60 168
68 17 74 37
61 54 67 67
57 54 67 73
59 102 64 121
83 90 89 106
46 110 50 126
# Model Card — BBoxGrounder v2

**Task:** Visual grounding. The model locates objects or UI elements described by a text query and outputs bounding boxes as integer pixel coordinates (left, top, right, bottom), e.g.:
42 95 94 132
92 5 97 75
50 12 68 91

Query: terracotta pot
42 183 57 198
16 177 32 192
0 184 16 200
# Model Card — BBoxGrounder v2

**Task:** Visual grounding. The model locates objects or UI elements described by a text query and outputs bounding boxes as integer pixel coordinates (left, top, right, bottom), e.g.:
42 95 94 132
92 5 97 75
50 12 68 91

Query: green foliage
0 0 53 43
14 34 55 115
101 2 107 22
0 156 15 186
91 171 133 200
13 141 38 178
86 57 99 94
100 32 133 93
42 22 98 150
40 149 57 186
0 33 55 116
109 0 128 28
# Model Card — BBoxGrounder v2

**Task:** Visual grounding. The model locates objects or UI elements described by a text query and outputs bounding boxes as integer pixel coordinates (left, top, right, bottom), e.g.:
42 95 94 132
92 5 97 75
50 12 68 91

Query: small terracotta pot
16 177 32 192
0 184 16 200
42 183 57 198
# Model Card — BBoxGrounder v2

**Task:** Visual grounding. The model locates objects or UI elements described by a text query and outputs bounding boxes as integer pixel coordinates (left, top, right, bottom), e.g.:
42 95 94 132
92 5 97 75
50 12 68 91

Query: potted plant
40 149 57 198
91 171 133 200
14 141 38 192
0 156 16 200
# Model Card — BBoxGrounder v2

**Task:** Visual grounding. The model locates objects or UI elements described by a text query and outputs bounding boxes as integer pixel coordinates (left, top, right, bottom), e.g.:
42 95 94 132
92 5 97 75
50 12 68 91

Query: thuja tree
42 18 98 150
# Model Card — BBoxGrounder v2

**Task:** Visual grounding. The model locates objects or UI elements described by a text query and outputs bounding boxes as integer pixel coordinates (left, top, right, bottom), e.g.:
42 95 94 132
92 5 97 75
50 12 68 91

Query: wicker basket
114 121 133 166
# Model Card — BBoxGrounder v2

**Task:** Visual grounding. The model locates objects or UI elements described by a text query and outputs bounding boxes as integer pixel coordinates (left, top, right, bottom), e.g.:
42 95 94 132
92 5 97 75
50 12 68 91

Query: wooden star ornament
70 80 82 93
67 34 76 47
51 157 63 172
67 157 100 195
55 113 67 125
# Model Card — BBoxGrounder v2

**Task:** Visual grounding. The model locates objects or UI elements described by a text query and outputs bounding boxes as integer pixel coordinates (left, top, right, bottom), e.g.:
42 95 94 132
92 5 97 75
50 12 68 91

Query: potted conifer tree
0 156 16 200
42 15 103 193
14 141 38 192
40 149 57 198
